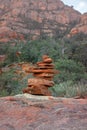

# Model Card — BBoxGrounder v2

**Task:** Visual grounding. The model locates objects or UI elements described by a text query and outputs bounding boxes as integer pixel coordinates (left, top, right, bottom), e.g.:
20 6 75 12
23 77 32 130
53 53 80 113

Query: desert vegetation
0 33 87 97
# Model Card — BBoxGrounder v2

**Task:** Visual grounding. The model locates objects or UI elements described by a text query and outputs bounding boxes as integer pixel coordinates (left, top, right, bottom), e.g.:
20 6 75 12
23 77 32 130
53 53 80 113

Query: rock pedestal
22 55 58 96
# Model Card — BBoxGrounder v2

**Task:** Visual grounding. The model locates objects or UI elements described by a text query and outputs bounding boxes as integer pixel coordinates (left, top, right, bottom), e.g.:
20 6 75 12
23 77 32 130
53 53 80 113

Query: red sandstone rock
37 62 54 68
23 55 58 95
0 96 87 130
70 13 87 36
28 78 54 87
23 85 51 96
42 55 53 63
33 73 54 78
0 0 82 42
30 68 58 74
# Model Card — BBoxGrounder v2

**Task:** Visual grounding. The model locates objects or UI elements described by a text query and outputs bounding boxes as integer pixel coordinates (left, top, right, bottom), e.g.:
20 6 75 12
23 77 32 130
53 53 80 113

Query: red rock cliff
70 13 87 36
0 0 86 42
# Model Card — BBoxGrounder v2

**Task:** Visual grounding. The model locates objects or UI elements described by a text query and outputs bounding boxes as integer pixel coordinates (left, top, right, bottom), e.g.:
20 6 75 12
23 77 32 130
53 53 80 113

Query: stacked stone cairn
22 55 58 96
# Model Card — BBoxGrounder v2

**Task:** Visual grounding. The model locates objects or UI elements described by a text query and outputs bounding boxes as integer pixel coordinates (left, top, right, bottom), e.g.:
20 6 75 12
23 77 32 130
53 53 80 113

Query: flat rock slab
0 94 87 130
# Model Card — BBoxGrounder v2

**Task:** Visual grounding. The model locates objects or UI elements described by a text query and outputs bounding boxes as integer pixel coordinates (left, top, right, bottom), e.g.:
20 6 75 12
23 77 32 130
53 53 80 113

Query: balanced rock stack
22 55 58 96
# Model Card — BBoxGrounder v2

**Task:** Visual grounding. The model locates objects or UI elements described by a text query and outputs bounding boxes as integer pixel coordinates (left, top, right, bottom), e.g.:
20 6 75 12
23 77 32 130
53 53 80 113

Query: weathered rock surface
0 0 83 42
70 13 87 36
0 94 87 130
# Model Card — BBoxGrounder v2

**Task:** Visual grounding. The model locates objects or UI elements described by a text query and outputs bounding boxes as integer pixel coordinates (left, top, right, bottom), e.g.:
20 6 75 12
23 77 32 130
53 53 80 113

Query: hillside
1 0 87 42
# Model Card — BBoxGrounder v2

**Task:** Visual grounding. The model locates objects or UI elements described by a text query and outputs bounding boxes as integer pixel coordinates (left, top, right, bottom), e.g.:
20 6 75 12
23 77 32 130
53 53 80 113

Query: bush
54 58 86 83
72 43 87 70
0 43 9 55
50 81 87 97
18 38 66 63
0 69 19 96
0 66 33 97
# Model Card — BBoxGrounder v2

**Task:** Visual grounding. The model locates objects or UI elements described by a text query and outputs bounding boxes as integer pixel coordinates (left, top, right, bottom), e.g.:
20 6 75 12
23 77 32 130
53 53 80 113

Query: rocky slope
0 0 82 42
0 94 87 130
0 0 87 42
70 13 87 36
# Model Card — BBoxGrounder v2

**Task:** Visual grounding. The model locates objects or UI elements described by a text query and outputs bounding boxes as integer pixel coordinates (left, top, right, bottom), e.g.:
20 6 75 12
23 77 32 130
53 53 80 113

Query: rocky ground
0 94 87 130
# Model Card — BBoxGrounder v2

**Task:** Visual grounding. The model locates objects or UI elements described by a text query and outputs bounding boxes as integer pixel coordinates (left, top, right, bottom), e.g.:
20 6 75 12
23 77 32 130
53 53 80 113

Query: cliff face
0 0 86 42
70 13 87 36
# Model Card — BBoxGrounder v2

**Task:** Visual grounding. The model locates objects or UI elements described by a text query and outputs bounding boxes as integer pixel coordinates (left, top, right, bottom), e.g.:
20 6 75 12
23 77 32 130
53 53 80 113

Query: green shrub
0 69 19 96
72 43 87 70
19 38 62 63
0 66 33 97
50 81 87 97
54 58 86 83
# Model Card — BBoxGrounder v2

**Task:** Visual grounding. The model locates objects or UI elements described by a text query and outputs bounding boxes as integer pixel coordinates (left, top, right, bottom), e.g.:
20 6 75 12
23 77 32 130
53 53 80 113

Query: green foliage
0 66 33 97
54 58 86 83
20 41 39 63
20 38 61 63
0 42 21 66
71 44 87 69
0 69 19 96
0 43 9 55
5 43 22 64
70 33 87 42
64 33 87 69
50 81 87 97
0 36 87 97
